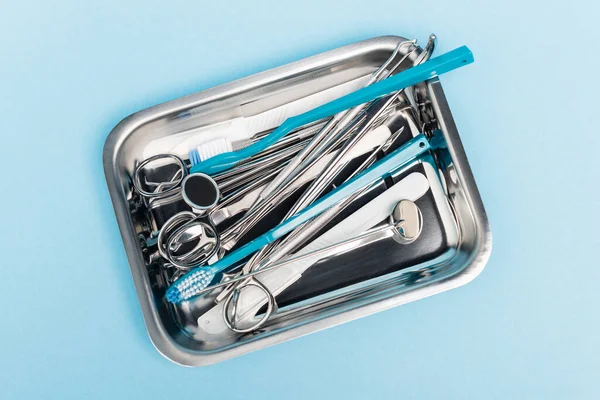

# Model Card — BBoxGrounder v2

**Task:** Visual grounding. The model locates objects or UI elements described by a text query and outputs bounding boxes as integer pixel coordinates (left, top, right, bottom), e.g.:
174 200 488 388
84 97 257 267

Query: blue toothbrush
167 134 430 303
190 46 474 175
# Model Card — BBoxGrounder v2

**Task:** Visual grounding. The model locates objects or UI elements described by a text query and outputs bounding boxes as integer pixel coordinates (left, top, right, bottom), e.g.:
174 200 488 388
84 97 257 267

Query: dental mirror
181 173 221 213
389 199 423 244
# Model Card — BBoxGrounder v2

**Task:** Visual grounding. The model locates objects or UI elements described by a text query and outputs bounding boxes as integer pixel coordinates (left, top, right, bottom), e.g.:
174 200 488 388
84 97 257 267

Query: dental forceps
208 122 391 229
241 112 408 275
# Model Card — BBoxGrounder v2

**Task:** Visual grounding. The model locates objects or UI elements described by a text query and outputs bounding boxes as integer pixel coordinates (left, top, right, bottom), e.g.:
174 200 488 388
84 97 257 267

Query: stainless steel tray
103 35 491 366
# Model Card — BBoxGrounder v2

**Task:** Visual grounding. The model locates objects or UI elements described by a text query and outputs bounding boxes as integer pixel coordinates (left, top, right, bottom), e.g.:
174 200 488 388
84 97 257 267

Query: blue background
1 1 599 398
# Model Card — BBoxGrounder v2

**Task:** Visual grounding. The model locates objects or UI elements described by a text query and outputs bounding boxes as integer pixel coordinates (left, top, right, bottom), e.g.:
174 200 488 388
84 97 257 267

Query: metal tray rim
103 35 491 366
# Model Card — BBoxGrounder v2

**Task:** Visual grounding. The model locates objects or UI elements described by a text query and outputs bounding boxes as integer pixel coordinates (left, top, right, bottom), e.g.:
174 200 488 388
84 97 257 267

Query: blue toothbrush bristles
189 148 201 166
166 267 216 303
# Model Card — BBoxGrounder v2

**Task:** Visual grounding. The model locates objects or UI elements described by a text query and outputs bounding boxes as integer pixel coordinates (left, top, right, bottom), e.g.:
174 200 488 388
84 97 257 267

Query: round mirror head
181 173 220 212
390 200 423 244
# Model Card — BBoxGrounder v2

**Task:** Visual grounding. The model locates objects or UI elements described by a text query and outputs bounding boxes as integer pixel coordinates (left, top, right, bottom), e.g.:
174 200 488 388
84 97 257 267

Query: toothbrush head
165 267 216 303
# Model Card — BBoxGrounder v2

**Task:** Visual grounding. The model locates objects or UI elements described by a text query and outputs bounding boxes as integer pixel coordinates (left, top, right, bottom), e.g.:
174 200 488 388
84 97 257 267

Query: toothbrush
141 77 368 161
190 46 473 175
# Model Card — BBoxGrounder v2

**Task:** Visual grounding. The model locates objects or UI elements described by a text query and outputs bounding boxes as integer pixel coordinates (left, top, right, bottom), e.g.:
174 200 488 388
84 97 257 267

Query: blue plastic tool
190 46 474 175
167 134 430 303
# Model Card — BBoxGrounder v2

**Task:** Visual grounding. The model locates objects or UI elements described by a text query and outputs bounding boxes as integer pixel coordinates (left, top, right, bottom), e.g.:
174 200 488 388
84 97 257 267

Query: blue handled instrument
190 46 473 175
